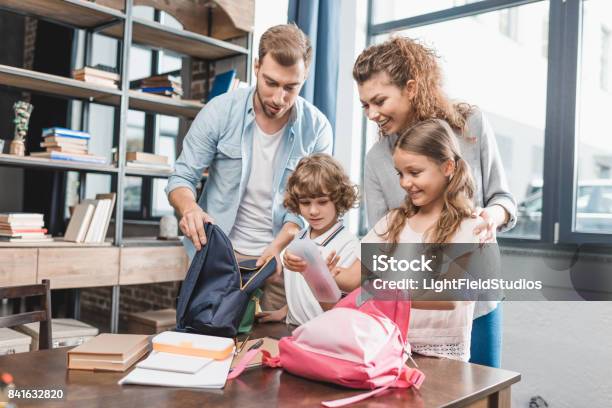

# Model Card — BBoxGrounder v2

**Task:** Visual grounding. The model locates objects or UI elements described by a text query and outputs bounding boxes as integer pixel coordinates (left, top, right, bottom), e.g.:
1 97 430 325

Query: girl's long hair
353 36 473 136
381 119 475 245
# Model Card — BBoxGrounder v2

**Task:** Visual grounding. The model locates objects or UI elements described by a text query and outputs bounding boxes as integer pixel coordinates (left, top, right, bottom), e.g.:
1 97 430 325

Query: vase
9 140 25 156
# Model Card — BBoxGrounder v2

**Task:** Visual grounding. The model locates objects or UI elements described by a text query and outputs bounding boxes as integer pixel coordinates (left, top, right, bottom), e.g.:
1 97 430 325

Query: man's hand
179 204 215 251
256 243 283 277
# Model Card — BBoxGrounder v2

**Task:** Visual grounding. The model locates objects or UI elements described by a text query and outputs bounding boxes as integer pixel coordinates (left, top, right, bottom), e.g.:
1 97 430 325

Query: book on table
67 333 149 372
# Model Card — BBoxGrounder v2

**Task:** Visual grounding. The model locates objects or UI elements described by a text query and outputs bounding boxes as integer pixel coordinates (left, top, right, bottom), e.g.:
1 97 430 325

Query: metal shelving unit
0 0 253 332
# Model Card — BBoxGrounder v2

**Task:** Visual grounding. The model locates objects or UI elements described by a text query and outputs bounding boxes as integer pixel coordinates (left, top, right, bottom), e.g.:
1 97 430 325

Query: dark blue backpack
176 223 276 337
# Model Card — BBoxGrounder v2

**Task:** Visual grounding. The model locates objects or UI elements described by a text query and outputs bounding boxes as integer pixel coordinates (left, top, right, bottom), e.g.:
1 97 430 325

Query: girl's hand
326 251 340 273
472 207 497 243
283 249 307 273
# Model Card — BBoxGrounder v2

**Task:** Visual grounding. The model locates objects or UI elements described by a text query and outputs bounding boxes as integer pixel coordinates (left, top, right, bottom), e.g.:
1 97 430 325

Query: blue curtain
288 0 340 135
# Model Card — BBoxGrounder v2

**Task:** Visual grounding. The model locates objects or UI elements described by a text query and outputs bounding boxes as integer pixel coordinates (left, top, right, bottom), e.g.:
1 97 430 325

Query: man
166 24 333 311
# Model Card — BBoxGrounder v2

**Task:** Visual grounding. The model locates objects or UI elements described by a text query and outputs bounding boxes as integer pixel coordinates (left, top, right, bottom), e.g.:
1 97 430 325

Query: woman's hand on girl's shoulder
471 207 497 243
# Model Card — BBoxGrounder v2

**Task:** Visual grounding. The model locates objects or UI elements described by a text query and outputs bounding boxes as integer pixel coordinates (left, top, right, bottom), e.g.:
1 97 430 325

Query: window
369 1 549 239
368 0 612 245
574 0 612 235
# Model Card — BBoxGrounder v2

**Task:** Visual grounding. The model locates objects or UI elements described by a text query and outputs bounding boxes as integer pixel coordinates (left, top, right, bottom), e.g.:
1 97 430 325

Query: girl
353 37 513 367
258 153 361 324
358 118 485 362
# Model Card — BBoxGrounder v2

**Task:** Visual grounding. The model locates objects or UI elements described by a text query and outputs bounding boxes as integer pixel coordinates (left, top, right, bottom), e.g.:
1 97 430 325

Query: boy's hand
283 249 307 273
257 243 283 277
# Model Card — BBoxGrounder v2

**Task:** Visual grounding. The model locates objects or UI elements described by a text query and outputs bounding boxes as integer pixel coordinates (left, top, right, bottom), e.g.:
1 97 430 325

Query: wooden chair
0 279 53 350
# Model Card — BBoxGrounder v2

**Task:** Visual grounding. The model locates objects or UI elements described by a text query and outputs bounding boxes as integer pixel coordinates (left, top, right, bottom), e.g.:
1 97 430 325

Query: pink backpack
229 289 425 407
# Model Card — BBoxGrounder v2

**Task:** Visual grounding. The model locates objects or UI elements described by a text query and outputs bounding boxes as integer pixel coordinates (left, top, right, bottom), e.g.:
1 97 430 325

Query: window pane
127 110 145 152
153 116 178 217
371 2 549 238
129 46 152 81
124 176 142 212
574 0 612 234
371 0 485 25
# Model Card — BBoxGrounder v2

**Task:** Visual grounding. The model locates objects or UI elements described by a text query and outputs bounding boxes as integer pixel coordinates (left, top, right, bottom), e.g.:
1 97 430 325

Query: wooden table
0 324 520 407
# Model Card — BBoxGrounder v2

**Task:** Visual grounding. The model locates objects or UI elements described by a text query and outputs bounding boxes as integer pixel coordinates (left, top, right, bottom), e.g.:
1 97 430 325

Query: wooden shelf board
0 0 124 29
101 18 249 60
121 237 183 247
0 153 116 174
128 90 202 119
0 238 113 248
0 64 121 105
124 167 173 178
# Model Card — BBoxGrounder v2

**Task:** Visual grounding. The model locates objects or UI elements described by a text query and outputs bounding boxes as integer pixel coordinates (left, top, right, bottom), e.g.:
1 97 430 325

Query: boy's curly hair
284 153 359 217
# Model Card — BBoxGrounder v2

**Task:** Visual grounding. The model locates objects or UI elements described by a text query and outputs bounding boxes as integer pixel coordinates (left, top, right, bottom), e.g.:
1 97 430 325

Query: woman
353 37 517 368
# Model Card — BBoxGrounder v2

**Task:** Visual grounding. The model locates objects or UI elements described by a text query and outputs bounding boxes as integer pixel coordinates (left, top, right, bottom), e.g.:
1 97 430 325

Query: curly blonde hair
382 119 475 245
353 36 473 136
284 154 359 218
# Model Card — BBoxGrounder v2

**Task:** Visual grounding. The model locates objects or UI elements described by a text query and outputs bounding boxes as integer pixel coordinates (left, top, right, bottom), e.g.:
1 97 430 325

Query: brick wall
80 281 181 328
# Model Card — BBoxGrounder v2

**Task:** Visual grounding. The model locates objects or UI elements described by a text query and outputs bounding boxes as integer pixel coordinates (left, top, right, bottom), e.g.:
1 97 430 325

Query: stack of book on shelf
30 127 107 165
207 69 249 102
119 331 234 388
64 193 116 244
0 213 52 243
125 152 172 172
71 65 119 89
67 333 149 371
135 73 183 99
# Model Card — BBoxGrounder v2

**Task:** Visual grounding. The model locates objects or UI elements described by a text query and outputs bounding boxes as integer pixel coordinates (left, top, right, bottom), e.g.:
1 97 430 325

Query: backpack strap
320 367 425 408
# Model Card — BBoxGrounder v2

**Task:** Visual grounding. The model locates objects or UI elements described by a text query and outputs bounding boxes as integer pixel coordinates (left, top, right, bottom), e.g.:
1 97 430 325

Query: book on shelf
125 161 173 171
42 127 91 140
72 66 120 82
126 152 168 165
72 75 118 89
0 229 47 237
67 333 149 372
64 202 95 243
0 213 44 224
207 69 237 102
0 235 53 243
44 146 89 155
42 137 89 146
30 151 107 164
64 196 115 244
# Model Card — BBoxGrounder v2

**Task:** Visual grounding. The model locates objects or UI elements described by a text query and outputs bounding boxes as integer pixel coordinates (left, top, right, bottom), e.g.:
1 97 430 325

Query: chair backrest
0 279 52 350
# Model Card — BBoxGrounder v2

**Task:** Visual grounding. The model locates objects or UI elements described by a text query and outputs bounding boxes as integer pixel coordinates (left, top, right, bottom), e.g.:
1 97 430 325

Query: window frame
364 0 612 246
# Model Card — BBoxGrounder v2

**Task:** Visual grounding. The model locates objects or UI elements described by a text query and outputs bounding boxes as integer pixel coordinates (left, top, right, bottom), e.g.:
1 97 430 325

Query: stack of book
0 213 52 243
125 152 172 172
31 127 107 164
71 65 119 89
64 193 116 244
67 333 150 371
118 331 234 388
137 73 183 98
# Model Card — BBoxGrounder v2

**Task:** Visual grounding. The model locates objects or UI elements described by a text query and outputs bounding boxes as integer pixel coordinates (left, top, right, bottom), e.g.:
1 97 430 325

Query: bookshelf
0 0 253 332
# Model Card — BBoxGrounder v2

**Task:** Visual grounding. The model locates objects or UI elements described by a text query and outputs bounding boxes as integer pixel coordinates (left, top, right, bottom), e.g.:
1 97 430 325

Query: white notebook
118 354 233 389
136 351 213 374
